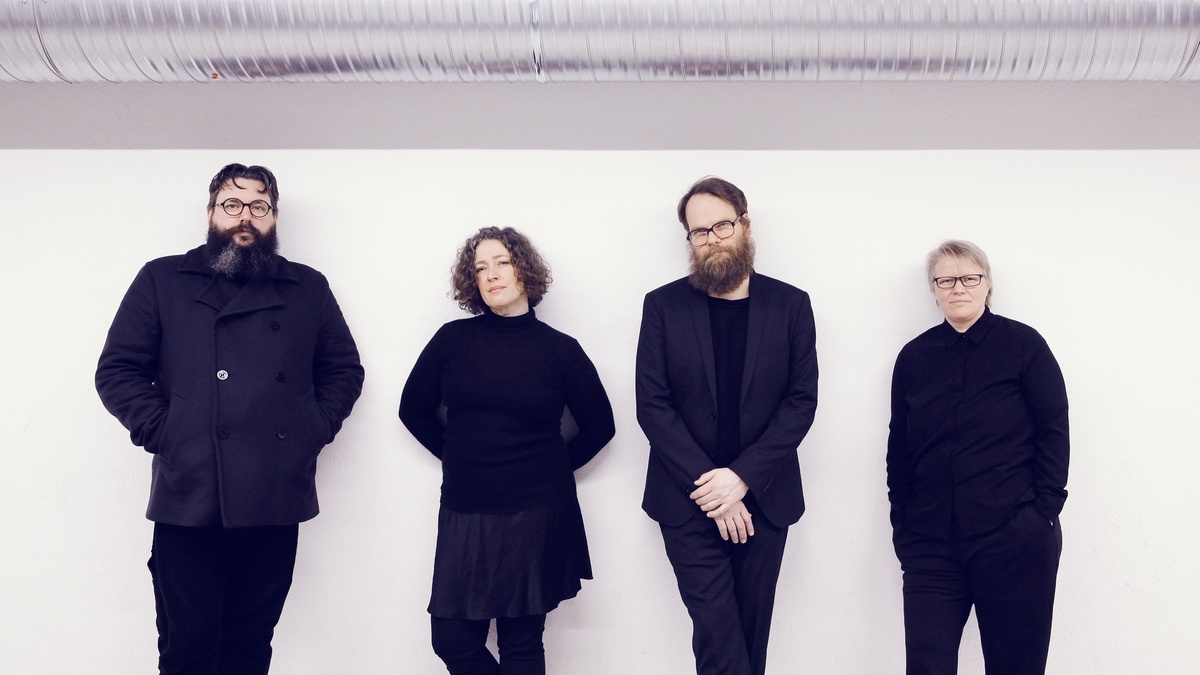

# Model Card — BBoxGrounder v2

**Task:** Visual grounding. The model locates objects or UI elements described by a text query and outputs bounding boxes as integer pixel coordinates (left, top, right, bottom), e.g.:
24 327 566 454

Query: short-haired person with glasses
96 163 364 674
636 177 818 675
887 240 1069 674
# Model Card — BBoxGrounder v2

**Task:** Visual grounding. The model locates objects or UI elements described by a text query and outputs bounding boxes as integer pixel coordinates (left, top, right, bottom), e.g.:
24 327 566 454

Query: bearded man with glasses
96 163 364 674
636 176 818 675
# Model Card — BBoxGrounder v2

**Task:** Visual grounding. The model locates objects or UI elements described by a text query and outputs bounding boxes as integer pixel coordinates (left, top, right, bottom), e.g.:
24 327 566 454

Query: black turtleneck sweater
399 309 615 514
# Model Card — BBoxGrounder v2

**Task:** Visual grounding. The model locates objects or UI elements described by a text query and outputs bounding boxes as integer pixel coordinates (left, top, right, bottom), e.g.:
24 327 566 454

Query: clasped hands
690 467 755 544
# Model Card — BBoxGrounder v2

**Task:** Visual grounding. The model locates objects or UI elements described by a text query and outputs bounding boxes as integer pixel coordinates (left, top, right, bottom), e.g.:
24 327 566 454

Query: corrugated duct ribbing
1 0 1198 83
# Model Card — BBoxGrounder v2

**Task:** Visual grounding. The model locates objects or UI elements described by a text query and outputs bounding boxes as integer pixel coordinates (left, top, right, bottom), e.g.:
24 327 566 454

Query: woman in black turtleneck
400 226 615 675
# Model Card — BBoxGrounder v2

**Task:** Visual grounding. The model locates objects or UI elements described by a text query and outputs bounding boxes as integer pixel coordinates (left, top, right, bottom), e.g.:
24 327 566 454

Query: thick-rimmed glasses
217 198 274 218
687 215 743 247
932 274 985 289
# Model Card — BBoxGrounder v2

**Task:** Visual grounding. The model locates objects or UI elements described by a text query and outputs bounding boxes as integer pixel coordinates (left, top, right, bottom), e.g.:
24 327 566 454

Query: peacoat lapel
211 279 285 318
179 245 298 318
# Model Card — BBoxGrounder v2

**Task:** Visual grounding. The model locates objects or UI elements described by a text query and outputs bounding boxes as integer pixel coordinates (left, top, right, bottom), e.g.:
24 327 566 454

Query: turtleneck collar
482 306 537 328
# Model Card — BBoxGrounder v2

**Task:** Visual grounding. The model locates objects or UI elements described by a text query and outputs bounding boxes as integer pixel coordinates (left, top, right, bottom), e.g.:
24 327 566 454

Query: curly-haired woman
400 226 615 675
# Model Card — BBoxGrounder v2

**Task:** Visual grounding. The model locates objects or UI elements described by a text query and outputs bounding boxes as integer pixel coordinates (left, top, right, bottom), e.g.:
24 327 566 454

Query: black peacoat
636 273 818 529
96 245 364 528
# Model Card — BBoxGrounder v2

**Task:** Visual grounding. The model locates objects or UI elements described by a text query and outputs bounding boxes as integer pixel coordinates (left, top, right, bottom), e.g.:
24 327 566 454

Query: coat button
275 372 286 383
216 369 229 380
270 321 281 331
217 427 230 439
709 412 717 421
276 429 287 439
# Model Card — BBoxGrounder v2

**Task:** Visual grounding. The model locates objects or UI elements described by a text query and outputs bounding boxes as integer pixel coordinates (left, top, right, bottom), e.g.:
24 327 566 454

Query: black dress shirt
887 308 1069 539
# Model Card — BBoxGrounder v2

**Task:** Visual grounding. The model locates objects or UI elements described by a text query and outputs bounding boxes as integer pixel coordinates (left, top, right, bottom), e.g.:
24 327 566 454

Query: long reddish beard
687 235 755 295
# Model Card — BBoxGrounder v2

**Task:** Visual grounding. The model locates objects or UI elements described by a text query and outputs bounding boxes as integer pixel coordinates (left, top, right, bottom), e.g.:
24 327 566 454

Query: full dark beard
687 236 755 296
206 223 279 282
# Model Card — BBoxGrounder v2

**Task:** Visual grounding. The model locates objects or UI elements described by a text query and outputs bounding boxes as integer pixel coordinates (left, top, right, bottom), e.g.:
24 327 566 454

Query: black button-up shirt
887 308 1069 539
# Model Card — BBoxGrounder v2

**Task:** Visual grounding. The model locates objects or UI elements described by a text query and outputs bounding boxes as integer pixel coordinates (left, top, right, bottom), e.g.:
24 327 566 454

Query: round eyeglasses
932 274 986 289
217 198 274 218
687 215 743 247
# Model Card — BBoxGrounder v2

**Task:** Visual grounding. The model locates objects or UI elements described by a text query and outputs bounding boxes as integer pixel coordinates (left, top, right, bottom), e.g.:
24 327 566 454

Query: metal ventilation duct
2 1 1198 83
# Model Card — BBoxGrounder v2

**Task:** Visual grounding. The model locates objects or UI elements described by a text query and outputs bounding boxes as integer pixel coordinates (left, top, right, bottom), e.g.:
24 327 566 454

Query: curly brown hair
450 227 552 315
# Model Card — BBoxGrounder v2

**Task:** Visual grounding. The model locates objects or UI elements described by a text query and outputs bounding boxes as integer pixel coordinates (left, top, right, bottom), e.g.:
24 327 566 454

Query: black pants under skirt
431 614 547 675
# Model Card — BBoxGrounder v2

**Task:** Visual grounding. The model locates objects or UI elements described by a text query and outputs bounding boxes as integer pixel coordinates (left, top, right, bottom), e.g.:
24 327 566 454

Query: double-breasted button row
216 369 290 383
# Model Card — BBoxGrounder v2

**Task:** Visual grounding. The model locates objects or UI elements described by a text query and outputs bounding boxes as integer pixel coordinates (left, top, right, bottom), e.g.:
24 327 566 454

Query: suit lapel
687 289 719 409
741 274 768 406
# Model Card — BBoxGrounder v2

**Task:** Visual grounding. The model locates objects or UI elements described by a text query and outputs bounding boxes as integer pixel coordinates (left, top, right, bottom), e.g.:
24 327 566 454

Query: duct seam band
530 0 545 83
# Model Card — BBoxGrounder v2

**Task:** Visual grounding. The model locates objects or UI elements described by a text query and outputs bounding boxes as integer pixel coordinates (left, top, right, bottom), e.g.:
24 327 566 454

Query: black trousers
430 614 547 675
893 503 1063 675
660 510 789 675
149 523 299 675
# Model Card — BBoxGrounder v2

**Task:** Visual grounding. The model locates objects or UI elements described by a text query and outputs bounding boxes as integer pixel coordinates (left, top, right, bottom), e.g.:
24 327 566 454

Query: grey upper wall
2 82 1197 149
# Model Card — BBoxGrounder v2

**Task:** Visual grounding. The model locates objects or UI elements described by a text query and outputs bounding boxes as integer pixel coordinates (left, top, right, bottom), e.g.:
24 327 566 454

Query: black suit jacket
636 273 818 528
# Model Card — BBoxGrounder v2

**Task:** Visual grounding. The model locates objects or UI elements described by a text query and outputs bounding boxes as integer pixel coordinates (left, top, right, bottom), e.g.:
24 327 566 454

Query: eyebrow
474 255 510 265
690 216 737 229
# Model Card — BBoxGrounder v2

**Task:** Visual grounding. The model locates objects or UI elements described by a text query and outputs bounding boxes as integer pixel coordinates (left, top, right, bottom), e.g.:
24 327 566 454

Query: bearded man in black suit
636 176 819 675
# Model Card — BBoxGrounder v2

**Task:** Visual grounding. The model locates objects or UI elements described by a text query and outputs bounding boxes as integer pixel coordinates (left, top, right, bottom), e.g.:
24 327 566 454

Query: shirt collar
938 306 996 348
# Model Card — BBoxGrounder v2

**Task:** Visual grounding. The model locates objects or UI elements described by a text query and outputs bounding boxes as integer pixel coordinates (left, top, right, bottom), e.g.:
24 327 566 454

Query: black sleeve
1022 334 1070 519
95 265 168 452
312 281 364 443
886 349 913 527
561 338 615 470
399 325 450 459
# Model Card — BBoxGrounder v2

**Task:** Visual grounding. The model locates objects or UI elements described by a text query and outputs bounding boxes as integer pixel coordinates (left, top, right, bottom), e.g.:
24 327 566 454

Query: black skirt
428 498 593 620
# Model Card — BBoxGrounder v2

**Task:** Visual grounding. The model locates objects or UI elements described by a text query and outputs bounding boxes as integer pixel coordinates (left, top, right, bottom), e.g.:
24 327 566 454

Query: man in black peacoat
96 163 363 674
636 177 818 675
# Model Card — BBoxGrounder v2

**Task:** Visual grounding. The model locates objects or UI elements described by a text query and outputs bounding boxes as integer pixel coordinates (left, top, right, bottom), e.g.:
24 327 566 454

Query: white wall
1 148 1198 674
